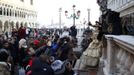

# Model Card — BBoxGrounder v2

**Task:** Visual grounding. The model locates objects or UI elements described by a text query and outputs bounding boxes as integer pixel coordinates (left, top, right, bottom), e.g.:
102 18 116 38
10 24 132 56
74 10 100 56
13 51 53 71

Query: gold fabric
79 31 101 67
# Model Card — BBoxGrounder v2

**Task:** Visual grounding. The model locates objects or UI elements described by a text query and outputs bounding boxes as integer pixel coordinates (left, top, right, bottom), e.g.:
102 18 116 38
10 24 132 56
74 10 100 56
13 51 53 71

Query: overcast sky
35 0 100 28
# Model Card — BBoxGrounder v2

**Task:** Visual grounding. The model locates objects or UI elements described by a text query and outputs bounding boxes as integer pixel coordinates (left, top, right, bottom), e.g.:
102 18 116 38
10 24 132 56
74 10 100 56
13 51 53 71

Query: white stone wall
0 0 37 34
107 0 134 17
100 35 134 75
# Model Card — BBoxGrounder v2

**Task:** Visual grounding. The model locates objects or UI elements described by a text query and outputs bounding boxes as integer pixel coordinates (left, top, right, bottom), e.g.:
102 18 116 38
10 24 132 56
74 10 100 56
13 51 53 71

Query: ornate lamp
65 5 80 26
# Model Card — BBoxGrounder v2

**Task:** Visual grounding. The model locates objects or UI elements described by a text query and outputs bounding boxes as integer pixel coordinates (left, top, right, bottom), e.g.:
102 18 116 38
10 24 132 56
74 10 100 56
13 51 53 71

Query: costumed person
95 21 103 41
79 28 102 69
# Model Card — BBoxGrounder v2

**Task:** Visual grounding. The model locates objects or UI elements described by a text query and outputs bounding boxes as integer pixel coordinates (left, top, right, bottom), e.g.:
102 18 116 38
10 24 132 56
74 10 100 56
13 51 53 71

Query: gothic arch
20 22 23 27
16 22 19 29
10 21 14 29
0 20 2 31
0 20 2 34
24 22 28 27
32 23 34 28
4 21 9 31
0 7 2 15
29 23 31 27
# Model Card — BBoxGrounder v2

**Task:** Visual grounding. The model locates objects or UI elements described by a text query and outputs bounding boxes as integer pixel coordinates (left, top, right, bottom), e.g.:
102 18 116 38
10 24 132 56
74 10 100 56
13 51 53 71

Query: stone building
107 0 134 35
0 0 37 34
97 0 107 15
97 0 134 75
97 0 134 35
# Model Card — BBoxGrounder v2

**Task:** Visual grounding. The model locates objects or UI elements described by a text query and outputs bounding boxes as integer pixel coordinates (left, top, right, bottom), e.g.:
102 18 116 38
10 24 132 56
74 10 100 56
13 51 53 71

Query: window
0 7 2 15
4 8 6 15
10 9 11 16
7 9 9 16
15 11 17 17
30 0 33 5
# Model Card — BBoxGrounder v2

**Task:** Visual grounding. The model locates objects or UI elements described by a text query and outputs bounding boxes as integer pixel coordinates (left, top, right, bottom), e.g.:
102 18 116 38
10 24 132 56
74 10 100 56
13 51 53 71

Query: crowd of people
0 25 78 75
0 21 103 75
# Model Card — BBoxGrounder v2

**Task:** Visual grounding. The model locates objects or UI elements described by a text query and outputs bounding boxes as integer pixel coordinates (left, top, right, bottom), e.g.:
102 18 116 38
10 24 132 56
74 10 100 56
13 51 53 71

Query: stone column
12 10 14 17
102 37 107 60
0 23 2 34
106 37 116 75
2 23 4 32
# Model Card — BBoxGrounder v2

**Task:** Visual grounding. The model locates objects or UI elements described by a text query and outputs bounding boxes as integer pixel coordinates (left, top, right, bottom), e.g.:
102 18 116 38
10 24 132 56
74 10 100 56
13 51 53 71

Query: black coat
31 57 54 75
70 26 77 37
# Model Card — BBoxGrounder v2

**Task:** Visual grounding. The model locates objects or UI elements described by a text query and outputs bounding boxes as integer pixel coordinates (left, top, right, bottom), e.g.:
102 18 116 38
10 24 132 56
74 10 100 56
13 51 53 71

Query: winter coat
70 26 77 37
0 62 11 75
59 43 72 61
51 43 59 56
31 58 54 75
18 28 26 39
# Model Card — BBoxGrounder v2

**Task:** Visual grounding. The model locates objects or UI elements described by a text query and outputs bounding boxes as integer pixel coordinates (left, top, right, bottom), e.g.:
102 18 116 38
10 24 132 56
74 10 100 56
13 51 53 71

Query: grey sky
35 0 100 28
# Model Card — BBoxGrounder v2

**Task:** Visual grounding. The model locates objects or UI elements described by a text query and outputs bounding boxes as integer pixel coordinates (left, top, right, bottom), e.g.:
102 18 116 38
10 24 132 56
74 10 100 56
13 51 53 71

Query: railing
99 35 134 75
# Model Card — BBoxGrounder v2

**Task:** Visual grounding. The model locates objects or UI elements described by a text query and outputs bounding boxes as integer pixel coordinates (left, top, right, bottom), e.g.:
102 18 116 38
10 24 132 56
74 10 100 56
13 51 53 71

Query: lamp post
65 5 80 26
87 9 90 23
59 8 62 29
83 18 87 30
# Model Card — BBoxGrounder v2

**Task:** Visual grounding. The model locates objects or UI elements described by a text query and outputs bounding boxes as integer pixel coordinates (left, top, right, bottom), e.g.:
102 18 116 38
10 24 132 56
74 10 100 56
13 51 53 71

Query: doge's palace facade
0 0 37 34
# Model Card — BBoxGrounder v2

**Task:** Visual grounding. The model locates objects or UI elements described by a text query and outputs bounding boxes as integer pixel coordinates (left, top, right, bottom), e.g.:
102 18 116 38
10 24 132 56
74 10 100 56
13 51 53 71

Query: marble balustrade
99 35 134 75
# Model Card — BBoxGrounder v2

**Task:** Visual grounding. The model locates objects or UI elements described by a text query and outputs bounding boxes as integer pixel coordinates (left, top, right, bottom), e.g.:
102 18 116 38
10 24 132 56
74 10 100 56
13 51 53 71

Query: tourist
0 49 11 75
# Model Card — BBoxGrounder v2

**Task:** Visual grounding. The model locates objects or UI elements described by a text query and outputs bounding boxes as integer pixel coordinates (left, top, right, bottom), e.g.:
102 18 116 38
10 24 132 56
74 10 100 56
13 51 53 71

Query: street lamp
83 18 87 30
65 5 80 26
87 9 90 23
59 8 62 29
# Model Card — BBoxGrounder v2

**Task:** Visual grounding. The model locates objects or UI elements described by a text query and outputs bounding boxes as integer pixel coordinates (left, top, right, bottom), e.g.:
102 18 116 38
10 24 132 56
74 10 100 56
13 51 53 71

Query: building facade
107 0 134 34
0 0 37 34
97 0 134 75
97 0 134 35
97 0 107 15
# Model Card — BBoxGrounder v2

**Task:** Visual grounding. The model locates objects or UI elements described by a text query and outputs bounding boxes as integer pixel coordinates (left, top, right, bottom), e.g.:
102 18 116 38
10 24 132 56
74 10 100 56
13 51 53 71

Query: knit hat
34 39 40 45
0 49 9 61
